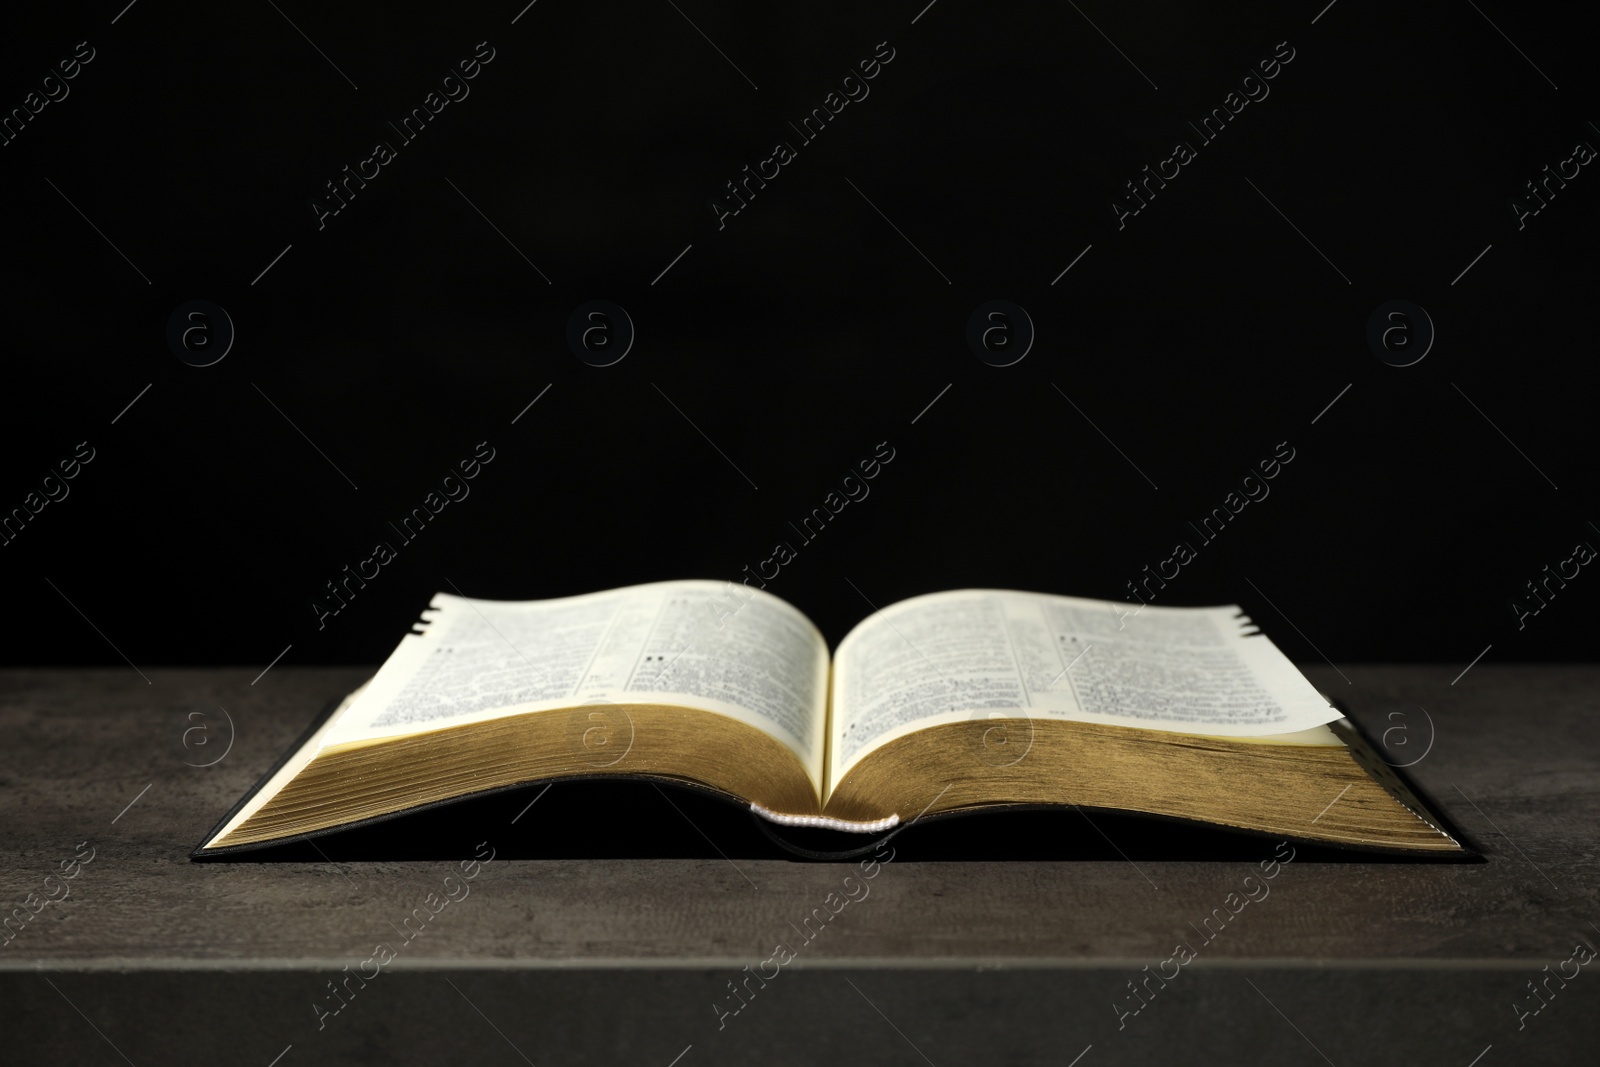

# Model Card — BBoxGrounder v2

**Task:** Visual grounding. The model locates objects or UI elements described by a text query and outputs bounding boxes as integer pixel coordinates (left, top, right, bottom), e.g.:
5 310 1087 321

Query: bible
194 581 1465 857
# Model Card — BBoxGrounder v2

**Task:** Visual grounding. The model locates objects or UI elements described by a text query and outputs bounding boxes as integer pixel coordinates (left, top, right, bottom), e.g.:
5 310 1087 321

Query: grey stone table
2 665 1596 1064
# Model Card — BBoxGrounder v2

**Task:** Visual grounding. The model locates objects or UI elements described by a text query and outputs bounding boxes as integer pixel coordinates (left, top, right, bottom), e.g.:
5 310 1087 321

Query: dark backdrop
2 0 1596 672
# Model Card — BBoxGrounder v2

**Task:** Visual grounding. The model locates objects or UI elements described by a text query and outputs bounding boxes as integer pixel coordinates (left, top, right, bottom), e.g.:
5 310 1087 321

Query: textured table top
2 664 1595 971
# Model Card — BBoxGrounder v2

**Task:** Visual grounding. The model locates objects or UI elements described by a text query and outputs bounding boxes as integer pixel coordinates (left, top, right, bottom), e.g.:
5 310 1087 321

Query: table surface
2 664 1595 971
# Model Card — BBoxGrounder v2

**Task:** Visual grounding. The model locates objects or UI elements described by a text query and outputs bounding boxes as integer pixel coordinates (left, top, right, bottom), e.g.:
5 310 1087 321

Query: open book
195 581 1465 856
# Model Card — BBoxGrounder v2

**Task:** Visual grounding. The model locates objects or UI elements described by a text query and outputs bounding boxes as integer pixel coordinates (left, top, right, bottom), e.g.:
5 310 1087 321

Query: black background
2 0 1597 673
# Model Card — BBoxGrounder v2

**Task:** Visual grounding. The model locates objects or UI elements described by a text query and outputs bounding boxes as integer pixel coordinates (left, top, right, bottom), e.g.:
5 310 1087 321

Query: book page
827 589 1341 789
326 580 829 789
